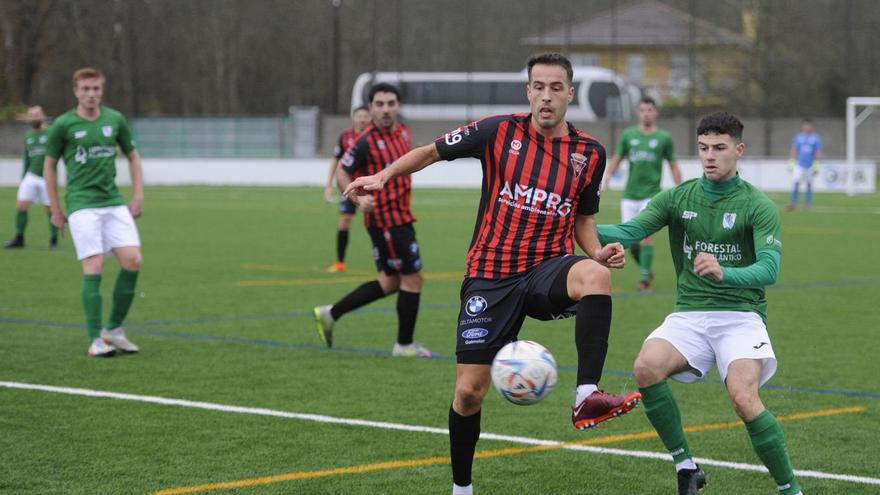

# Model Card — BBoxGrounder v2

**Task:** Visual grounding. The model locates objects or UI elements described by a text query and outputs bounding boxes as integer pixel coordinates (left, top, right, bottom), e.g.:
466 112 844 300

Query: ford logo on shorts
461 328 489 339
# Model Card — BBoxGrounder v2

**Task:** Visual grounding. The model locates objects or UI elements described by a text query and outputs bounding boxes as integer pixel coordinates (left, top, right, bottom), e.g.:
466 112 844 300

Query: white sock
675 458 698 471
575 384 598 404
452 483 473 495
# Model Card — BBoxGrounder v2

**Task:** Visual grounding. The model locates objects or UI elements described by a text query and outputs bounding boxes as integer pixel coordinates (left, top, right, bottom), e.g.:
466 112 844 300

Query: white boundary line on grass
2 380 878 486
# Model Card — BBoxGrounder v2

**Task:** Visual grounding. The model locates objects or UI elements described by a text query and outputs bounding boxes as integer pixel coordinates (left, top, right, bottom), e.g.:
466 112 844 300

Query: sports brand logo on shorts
570 152 588 177
465 296 488 316
102 126 113 138
722 212 737 229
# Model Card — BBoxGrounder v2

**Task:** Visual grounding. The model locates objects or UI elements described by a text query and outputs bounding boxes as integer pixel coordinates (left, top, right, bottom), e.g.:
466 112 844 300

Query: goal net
846 97 880 196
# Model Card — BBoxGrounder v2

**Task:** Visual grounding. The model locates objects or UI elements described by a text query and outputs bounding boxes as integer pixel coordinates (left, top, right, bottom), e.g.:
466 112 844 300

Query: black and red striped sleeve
576 143 607 215
340 134 369 175
434 115 508 161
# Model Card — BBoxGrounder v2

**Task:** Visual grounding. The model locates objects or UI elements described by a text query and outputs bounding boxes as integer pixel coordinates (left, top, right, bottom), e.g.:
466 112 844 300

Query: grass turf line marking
151 406 872 495
3 316 880 399
0 381 872 492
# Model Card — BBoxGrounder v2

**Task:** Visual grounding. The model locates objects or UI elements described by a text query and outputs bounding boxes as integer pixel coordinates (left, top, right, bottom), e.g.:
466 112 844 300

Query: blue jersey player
788 119 822 211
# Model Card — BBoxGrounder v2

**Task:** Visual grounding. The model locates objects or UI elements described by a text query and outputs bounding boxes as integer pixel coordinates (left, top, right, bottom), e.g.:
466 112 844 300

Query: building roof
522 0 752 48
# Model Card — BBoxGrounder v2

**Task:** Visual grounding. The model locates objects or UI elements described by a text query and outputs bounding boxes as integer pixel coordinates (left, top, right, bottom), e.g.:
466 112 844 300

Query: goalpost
846 97 880 196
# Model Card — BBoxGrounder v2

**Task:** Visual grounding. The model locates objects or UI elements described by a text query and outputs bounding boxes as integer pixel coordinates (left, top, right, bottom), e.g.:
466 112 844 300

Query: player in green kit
3 105 59 249
44 67 144 358
598 112 803 495
604 97 681 292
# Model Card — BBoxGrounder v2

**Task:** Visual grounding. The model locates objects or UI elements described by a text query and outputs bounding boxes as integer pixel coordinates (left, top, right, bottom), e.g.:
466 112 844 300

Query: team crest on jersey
570 152 588 177
722 212 737 229
649 138 658 149
509 139 522 156
39 135 47 143
376 140 386 150
102 126 113 137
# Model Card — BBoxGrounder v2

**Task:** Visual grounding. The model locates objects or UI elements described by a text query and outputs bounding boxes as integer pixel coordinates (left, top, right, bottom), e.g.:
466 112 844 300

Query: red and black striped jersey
435 113 606 279
333 127 362 159
341 123 416 229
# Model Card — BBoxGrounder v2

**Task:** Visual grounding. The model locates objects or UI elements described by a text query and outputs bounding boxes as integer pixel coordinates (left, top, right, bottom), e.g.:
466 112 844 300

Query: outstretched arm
343 143 441 197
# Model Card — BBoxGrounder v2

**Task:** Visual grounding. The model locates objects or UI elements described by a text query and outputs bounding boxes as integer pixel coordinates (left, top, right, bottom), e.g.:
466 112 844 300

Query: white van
350 67 643 121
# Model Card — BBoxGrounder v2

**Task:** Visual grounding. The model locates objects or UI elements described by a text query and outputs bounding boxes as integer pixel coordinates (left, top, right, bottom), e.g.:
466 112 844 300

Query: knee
400 271 423 292
569 261 611 299
633 355 664 388
728 387 762 420
454 383 488 416
378 275 400 294
122 253 143 271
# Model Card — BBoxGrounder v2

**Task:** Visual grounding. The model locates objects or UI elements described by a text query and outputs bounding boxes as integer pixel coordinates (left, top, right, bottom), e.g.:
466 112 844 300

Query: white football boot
88 338 117 358
101 327 140 354
392 342 433 358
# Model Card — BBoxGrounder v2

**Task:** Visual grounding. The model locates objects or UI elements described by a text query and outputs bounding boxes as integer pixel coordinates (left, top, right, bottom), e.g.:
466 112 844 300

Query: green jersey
600 175 782 321
45 106 136 214
23 128 49 177
614 126 676 200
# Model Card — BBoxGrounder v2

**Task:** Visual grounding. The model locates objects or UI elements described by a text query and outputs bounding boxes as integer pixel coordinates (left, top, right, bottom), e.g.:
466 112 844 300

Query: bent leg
727 359 802 495
565 259 612 388
634 338 697 468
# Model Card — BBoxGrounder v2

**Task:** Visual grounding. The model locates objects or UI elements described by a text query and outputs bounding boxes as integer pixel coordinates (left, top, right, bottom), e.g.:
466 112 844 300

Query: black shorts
456 255 586 364
339 195 357 215
368 223 423 275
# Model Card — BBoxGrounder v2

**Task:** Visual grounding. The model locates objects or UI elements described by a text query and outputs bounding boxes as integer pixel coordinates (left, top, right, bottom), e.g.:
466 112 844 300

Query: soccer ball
491 340 558 405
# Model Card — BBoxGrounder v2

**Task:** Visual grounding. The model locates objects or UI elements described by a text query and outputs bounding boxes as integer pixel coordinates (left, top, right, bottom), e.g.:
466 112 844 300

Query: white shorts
792 166 815 186
621 198 651 223
68 206 141 260
16 172 50 205
646 311 778 386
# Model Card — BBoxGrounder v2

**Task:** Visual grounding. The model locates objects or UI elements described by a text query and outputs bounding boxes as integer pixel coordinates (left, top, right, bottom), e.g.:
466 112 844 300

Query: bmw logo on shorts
465 295 488 316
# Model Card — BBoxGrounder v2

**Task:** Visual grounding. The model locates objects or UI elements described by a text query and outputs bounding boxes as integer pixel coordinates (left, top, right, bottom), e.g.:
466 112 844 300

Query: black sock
575 295 612 385
396 290 420 345
336 229 349 263
330 280 385 320
449 405 481 487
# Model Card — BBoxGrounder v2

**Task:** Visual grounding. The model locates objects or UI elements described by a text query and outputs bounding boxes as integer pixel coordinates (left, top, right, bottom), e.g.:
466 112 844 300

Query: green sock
47 212 58 241
640 380 692 463
107 269 139 330
639 244 655 281
15 210 27 235
81 275 103 341
746 410 801 495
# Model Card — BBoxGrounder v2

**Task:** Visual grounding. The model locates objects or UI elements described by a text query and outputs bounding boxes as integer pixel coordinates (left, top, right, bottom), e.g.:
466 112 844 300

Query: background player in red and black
322 105 370 273
345 54 641 495
313 83 431 358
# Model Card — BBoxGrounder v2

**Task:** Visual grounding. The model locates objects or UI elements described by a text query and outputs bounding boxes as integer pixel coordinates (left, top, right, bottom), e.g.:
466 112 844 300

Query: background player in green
597 112 803 495
603 96 682 292
44 67 145 358
3 105 59 249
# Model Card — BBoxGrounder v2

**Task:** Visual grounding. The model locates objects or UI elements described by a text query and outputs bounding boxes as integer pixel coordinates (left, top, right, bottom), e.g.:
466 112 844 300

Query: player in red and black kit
345 54 642 495
323 105 370 273
313 83 431 358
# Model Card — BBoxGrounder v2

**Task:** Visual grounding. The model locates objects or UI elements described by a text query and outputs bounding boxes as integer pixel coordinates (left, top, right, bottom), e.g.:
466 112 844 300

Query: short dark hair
368 83 400 104
639 96 657 107
352 105 368 115
697 112 744 141
527 52 573 84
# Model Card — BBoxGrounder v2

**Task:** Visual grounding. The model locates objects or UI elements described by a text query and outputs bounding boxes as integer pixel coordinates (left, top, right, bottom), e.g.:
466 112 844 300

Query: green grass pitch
0 185 878 494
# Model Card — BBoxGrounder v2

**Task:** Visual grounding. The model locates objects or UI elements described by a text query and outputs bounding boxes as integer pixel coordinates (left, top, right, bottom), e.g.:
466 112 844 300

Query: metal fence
130 108 319 159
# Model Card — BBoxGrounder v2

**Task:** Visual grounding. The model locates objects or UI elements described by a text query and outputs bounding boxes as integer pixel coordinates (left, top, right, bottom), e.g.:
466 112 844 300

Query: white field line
2 380 878 486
